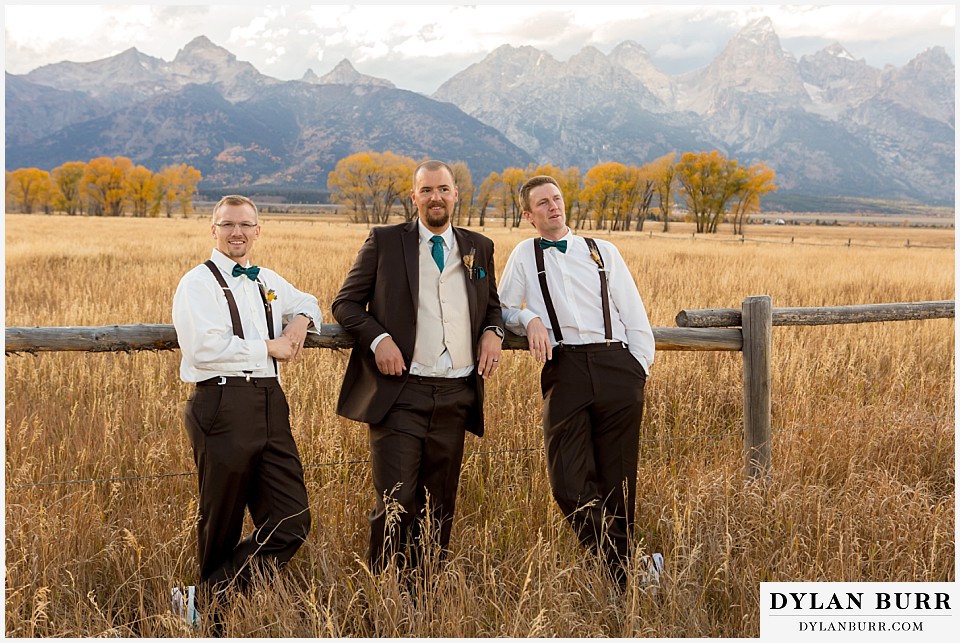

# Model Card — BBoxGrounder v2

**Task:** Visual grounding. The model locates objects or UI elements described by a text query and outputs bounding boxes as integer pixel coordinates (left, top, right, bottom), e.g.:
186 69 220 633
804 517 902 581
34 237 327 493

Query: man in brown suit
332 159 504 573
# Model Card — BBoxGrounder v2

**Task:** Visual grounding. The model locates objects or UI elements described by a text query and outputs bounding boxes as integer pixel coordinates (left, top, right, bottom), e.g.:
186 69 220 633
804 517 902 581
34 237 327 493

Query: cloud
3 4 954 92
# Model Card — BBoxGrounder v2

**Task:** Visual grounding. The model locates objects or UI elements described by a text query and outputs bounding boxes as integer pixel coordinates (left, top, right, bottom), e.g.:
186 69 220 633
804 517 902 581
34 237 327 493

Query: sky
3 4 956 95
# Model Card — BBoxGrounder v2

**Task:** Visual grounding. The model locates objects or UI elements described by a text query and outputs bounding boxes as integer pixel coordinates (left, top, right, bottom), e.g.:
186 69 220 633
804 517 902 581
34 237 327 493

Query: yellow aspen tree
155 165 181 217
557 166 584 229
83 156 131 216
582 162 627 231
8 168 51 214
675 150 743 233
643 152 677 232
450 161 473 226
731 162 778 235
473 172 499 227
35 171 55 214
328 152 377 225
498 167 525 227
176 165 203 216
125 165 159 217
629 164 656 232
375 151 416 224
52 161 88 215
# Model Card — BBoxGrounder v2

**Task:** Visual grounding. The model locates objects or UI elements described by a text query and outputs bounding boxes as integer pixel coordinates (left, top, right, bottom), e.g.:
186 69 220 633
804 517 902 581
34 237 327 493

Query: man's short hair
413 159 456 186
519 175 561 212
212 195 259 223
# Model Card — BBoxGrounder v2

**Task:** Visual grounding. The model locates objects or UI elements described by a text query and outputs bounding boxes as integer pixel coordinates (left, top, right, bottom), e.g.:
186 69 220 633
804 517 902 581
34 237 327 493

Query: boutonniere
463 248 486 280
259 282 277 313
589 246 605 270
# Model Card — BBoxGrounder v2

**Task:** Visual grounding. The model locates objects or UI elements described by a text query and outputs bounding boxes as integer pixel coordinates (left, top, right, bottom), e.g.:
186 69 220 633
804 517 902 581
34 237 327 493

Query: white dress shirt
172 249 323 383
498 229 655 374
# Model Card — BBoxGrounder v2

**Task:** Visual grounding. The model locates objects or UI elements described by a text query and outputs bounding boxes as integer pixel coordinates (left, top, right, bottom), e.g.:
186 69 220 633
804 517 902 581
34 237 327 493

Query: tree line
5 157 202 217
6 150 777 233
329 150 777 234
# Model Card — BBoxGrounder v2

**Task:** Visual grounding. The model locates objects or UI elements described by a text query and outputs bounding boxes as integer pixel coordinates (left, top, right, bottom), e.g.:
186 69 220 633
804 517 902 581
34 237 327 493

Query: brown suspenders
585 237 613 342
203 260 277 373
533 240 565 343
204 260 245 337
533 237 613 343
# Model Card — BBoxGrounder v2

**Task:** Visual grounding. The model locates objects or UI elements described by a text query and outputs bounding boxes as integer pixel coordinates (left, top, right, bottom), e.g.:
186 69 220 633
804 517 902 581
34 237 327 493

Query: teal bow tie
539 238 568 253
232 264 260 280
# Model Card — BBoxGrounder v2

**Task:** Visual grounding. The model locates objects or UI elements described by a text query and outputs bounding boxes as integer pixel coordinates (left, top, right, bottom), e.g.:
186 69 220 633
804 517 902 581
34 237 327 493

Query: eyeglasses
215 222 258 230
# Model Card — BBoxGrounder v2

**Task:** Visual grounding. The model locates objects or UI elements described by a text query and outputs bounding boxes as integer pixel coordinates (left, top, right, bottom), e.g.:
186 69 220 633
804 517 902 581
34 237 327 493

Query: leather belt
556 342 627 352
196 376 279 386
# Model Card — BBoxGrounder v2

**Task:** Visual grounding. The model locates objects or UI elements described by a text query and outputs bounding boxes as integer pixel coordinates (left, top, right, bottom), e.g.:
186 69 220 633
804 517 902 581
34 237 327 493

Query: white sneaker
170 585 199 629
640 553 665 592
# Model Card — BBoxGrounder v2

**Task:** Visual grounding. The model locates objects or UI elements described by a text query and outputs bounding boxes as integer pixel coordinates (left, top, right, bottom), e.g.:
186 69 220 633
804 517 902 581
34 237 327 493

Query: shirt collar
541 228 574 244
418 219 454 247
210 249 250 275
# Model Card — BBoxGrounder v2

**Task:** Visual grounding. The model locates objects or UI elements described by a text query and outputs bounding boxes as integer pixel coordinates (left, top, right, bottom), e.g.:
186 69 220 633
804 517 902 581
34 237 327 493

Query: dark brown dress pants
184 377 311 595
540 344 646 587
367 376 474 573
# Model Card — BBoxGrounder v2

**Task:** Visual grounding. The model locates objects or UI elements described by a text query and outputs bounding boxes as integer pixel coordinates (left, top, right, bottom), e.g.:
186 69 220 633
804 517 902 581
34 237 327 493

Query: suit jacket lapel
453 227 479 328
402 220 420 322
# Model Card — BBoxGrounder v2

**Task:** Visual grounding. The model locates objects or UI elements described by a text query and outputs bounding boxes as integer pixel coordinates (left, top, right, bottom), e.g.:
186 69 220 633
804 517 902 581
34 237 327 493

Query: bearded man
332 160 505 572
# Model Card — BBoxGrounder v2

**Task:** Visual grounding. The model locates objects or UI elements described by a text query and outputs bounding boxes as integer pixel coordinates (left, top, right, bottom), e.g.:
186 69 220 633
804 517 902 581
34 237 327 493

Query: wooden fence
5 298 954 480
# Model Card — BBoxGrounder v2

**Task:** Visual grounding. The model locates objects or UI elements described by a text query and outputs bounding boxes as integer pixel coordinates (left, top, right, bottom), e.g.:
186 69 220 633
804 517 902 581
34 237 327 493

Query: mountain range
5 18 955 205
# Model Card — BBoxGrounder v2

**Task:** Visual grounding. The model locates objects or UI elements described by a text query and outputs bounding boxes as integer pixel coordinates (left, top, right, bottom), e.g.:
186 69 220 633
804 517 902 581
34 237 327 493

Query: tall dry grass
4 214 954 637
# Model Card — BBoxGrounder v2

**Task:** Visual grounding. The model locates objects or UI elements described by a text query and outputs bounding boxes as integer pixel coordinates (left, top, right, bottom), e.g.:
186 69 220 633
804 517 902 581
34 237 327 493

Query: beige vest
412 239 473 369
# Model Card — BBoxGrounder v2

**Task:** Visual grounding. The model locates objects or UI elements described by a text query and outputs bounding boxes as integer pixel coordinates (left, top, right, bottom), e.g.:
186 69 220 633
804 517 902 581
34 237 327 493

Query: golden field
3 213 955 637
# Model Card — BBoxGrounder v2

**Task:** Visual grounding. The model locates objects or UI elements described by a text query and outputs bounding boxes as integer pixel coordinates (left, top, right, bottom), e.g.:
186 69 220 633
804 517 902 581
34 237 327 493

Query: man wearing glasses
171 195 321 631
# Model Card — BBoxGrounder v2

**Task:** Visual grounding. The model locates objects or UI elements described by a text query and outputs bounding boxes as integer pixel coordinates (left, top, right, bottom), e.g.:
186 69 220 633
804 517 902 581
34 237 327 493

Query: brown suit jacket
332 220 504 437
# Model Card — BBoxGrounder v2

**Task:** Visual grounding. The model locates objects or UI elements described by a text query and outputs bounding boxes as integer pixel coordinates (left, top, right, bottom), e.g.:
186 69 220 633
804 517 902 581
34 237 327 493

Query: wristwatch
487 326 505 341
297 313 313 324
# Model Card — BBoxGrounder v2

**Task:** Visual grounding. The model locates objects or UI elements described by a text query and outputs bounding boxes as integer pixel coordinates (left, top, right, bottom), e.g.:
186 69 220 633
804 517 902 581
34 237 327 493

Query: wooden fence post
742 295 772 479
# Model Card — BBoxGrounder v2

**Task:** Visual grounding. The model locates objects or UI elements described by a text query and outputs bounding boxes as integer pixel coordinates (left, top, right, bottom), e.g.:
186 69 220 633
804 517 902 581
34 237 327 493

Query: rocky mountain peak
677 15 806 112
822 42 858 62
170 36 274 101
902 45 954 74
173 35 238 69
799 43 880 116
737 15 779 47
568 45 607 67
878 46 955 122
24 46 165 88
609 40 675 106
316 59 395 88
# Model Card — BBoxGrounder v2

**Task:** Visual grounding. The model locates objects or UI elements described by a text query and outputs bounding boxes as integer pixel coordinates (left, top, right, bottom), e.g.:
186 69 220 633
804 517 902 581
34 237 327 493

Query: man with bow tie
171 194 321 627
498 175 659 593
333 160 505 574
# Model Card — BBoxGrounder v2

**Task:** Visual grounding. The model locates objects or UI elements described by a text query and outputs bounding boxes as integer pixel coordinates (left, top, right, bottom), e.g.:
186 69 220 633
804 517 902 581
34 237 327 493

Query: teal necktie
539 238 568 253
232 264 260 280
430 235 445 272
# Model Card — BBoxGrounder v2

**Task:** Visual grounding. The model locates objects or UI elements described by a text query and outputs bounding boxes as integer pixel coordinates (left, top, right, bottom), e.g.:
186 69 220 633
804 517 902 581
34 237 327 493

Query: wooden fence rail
3 325 744 354
676 300 954 328
6 297 954 481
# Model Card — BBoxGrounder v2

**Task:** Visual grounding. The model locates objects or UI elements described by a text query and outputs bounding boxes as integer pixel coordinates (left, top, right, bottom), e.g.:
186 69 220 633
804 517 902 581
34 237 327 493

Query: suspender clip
217 376 227 385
